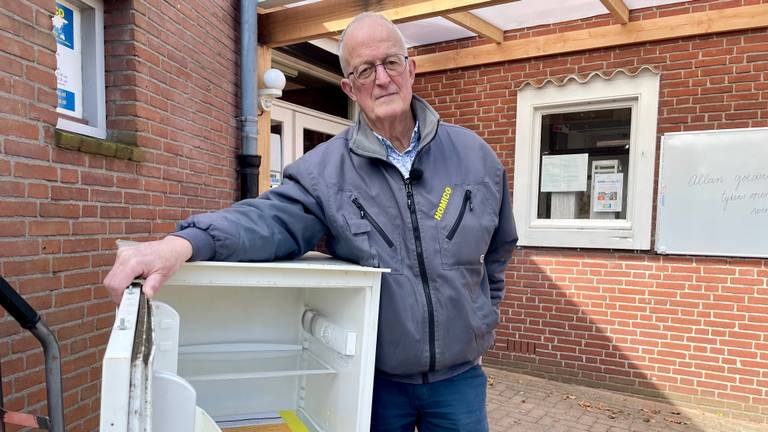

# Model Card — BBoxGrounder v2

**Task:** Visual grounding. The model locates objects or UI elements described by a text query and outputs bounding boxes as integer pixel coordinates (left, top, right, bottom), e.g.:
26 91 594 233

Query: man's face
340 20 416 126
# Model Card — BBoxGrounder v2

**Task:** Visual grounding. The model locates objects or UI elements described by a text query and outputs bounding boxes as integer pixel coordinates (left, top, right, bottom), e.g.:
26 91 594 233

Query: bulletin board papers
540 153 588 192
592 173 623 212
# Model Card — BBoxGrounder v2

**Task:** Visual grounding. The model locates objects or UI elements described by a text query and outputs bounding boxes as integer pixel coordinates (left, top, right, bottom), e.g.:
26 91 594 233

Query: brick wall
0 1 239 430
412 0 768 423
1 0 767 429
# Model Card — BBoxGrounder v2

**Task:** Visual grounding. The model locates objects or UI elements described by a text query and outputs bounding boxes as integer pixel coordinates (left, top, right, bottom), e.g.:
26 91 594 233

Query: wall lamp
259 68 287 112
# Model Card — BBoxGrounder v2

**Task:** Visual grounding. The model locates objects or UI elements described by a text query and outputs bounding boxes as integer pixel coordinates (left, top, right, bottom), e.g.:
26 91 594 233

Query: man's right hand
103 235 194 304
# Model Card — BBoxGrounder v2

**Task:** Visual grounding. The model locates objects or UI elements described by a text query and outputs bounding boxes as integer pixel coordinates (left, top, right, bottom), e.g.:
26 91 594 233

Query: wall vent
507 340 537 355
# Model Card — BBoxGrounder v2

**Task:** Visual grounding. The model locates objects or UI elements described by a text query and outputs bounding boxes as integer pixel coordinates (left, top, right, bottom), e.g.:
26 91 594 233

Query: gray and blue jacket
174 96 518 383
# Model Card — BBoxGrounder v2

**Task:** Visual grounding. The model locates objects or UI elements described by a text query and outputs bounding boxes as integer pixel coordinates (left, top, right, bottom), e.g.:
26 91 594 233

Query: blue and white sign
52 3 74 49
53 1 82 118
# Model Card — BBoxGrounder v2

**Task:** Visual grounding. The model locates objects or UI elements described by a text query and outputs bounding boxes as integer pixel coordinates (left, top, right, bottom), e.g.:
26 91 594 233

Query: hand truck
0 276 64 432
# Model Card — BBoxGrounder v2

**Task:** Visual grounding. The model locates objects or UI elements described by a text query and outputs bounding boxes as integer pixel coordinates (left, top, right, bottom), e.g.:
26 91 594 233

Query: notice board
656 128 768 258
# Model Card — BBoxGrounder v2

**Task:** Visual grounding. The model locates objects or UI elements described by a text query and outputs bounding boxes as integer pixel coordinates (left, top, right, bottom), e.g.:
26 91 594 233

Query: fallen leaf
563 394 576 400
664 417 690 425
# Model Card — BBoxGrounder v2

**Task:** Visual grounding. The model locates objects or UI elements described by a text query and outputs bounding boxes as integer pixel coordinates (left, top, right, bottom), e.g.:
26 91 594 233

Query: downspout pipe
238 0 261 200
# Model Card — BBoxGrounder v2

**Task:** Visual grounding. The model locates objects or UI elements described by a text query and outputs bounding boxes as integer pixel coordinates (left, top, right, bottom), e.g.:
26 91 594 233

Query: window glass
537 108 631 220
303 129 334 154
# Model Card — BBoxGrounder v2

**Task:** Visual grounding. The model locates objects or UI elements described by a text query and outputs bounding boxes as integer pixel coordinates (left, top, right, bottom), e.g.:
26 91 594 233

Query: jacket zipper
404 178 436 381
351 197 395 248
446 190 473 241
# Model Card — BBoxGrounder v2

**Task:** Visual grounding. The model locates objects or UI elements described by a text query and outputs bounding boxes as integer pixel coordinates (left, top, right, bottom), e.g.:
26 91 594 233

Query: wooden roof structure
251 0 768 191
257 0 768 73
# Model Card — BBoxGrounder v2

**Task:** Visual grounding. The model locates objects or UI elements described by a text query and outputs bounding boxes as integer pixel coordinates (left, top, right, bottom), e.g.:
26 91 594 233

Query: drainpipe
238 0 261 200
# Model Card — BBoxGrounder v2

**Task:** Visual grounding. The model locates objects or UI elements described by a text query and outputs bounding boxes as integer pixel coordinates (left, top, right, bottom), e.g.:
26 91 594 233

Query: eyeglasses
347 54 409 84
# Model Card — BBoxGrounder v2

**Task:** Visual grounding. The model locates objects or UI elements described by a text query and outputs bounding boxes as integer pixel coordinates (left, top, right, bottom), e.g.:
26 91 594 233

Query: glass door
270 100 352 188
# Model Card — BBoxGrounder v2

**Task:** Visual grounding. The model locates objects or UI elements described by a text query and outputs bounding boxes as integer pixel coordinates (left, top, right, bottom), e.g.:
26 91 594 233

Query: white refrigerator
99 253 385 432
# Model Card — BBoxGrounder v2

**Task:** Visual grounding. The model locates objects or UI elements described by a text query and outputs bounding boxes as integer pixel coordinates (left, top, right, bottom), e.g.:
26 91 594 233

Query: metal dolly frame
0 276 64 432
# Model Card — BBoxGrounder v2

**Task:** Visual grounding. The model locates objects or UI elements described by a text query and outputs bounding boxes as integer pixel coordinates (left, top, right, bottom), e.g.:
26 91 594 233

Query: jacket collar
348 95 440 160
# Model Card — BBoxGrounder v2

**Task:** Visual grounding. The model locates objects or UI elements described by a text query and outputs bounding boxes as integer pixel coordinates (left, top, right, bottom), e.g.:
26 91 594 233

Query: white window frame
513 69 660 249
55 0 106 139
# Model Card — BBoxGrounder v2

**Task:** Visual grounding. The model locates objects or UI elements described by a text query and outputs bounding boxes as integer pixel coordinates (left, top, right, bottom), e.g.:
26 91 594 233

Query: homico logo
434 186 452 220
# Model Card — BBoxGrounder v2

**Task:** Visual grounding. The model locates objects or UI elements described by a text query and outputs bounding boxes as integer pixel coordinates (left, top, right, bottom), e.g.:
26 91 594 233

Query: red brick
51 185 89 201
51 255 90 272
14 161 57 181
100 205 130 218
26 183 49 199
54 286 94 305
91 189 124 205
2 257 50 276
62 238 100 254
0 239 39 257
0 181 26 197
0 117 38 139
72 221 108 235
0 220 26 236
39 203 81 218
81 172 116 187
28 220 70 236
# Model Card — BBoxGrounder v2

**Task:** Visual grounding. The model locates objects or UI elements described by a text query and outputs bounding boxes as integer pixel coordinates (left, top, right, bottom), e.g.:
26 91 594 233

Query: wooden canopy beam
257 45 272 194
444 12 504 43
258 0 516 47
599 0 630 24
413 4 768 74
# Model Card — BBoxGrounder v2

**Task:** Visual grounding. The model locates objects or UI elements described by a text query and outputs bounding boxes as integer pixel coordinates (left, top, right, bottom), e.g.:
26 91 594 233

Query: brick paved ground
485 367 765 432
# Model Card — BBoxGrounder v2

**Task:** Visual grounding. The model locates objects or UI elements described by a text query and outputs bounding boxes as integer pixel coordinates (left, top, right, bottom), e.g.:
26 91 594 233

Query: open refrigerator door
100 282 219 432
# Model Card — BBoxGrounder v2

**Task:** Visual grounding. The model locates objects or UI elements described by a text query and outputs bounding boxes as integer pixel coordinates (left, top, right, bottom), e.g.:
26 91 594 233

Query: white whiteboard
656 128 768 258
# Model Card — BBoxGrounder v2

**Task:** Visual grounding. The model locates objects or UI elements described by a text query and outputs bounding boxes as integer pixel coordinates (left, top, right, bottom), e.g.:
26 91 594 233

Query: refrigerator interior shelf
178 343 335 381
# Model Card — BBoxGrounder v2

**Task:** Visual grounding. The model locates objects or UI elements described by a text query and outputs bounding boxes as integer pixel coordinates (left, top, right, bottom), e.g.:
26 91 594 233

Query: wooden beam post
413 4 768 74
257 44 272 195
599 0 629 24
444 11 504 43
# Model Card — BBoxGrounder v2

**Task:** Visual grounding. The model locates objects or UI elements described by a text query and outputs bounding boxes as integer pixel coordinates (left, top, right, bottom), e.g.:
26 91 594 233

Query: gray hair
338 12 408 76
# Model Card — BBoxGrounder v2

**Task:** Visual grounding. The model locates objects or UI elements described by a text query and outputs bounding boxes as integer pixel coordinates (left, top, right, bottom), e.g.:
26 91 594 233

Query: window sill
55 129 144 162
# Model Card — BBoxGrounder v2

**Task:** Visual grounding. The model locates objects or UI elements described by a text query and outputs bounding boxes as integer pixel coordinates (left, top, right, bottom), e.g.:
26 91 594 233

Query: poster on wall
540 153 588 192
53 1 82 118
592 173 623 212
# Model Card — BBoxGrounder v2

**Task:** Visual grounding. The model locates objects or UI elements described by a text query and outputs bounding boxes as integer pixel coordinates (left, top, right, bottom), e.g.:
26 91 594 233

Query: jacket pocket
340 214 376 268
337 194 403 274
351 196 395 248
437 183 498 269
446 189 472 241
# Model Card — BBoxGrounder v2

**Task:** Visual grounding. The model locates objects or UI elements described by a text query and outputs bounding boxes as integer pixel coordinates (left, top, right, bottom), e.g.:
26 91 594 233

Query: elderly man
105 12 517 431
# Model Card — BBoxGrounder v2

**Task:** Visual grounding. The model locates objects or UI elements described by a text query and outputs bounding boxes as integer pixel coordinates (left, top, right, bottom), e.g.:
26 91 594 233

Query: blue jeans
371 365 489 432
